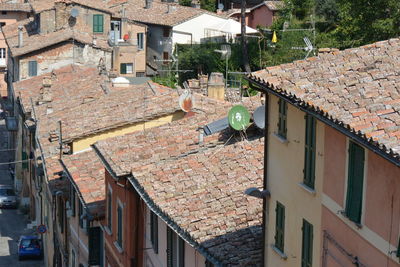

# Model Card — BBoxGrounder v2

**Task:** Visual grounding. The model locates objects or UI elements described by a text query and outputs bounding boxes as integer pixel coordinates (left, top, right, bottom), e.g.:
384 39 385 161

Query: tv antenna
214 44 231 89
291 37 315 59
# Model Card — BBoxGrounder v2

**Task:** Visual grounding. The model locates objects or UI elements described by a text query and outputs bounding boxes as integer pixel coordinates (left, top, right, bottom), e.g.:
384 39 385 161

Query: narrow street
0 119 43 266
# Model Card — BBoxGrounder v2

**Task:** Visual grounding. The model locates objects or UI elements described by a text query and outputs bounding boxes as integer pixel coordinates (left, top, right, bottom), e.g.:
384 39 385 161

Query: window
70 185 76 217
0 48 6 59
274 202 285 252
0 22 5 32
163 27 170 37
120 63 133 74
137 33 144 50
58 196 64 233
301 219 313 267
117 202 123 247
150 211 158 253
71 249 76 267
28 60 37 77
397 238 400 258
167 228 185 267
107 187 112 230
93 14 104 33
79 201 84 228
277 99 287 138
345 141 365 224
303 114 316 189
1 11 7 15
136 72 145 77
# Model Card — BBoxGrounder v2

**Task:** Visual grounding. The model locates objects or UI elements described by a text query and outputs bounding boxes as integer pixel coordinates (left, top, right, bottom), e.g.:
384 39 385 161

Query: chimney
41 76 52 103
145 0 152 9
18 26 23 48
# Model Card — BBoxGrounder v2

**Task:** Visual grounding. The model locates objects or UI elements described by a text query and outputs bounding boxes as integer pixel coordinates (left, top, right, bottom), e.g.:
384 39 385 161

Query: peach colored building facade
322 126 400 266
0 9 30 96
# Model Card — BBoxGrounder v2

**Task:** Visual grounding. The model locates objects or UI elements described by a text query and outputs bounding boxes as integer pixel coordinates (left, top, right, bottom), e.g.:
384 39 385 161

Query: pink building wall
322 126 400 266
248 5 275 28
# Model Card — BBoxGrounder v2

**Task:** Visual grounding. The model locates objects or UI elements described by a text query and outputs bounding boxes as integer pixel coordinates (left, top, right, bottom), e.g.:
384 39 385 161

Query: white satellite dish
218 3 224 10
179 90 194 113
70 8 79 18
253 105 265 129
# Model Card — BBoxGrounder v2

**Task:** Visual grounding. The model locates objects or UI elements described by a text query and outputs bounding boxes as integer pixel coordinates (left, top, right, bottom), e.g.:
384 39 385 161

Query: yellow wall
72 112 184 153
266 94 324 267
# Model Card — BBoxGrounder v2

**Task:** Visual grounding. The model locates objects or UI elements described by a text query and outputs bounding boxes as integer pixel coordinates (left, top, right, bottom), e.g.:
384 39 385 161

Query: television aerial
214 44 231 89
228 105 250 131
291 37 314 59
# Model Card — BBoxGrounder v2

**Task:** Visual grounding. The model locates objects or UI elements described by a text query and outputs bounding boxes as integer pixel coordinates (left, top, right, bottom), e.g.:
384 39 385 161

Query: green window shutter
278 99 287 138
150 211 159 253
22 151 28 169
79 201 83 228
70 187 76 217
120 63 127 74
274 202 285 252
88 227 101 265
93 14 104 33
178 237 185 267
301 219 313 267
167 228 173 267
304 115 316 189
345 141 365 224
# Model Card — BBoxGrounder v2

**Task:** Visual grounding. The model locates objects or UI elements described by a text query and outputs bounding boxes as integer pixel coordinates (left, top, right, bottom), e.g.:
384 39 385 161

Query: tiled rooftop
3 24 111 57
93 97 264 265
29 0 112 13
61 149 105 218
249 38 400 162
110 2 207 26
0 2 31 12
253 1 284 11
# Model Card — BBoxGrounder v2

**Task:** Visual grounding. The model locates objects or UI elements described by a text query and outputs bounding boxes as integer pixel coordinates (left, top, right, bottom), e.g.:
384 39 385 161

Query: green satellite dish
228 105 250 131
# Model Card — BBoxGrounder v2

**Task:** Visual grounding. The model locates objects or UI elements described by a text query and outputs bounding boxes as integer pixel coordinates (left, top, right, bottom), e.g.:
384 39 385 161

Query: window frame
93 14 104 33
120 63 133 74
150 211 158 254
0 48 6 58
301 219 313 267
274 202 285 252
167 228 185 267
28 60 38 77
277 99 287 139
303 114 316 189
137 32 144 50
345 141 365 225
116 200 123 248
107 186 112 231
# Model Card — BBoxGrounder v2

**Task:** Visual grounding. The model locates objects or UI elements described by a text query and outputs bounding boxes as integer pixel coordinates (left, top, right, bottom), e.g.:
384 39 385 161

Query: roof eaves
91 143 130 179
127 175 223 267
246 74 400 167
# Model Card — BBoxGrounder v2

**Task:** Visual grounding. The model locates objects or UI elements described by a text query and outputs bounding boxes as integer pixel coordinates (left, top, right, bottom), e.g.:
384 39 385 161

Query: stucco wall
147 25 171 67
266 94 324 267
249 5 275 28
322 126 400 265
18 41 111 81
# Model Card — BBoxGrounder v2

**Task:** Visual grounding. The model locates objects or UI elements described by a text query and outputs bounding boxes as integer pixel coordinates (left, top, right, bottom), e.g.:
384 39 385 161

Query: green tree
334 0 400 48
179 0 192 6
200 0 216 12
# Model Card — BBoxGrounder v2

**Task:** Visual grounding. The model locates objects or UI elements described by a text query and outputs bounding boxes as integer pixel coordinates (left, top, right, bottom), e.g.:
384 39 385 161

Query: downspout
262 92 269 267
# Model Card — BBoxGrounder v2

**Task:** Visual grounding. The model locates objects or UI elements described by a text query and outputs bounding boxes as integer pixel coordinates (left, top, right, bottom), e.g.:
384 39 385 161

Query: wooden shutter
88 227 101 265
79 201 83 228
301 219 313 267
120 63 127 74
275 202 285 251
304 115 316 189
396 238 400 258
167 228 173 267
93 15 104 33
178 237 185 267
345 141 365 224
150 212 158 253
71 189 76 217
22 151 28 169
278 99 287 138
107 190 112 229
117 205 122 246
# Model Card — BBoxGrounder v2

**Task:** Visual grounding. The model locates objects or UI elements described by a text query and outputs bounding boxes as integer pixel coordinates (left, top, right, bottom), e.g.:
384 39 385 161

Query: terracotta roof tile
249 38 400 161
61 149 105 217
0 2 31 12
94 97 263 265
